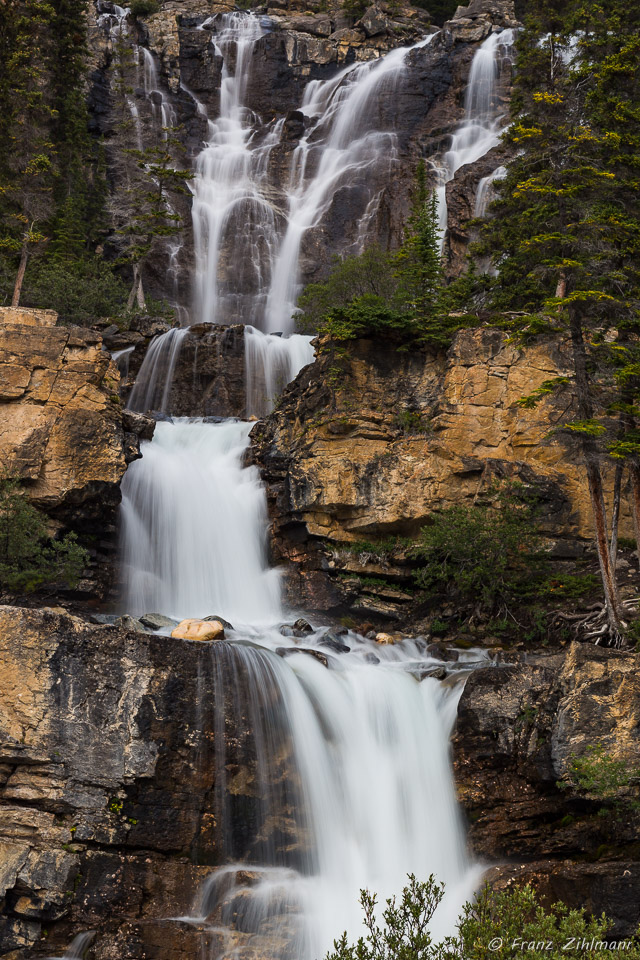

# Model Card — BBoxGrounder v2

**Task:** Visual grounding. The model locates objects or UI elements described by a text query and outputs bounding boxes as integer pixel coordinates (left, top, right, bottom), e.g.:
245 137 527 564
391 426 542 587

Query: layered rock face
252 328 629 622
454 642 640 937
0 308 149 603
0 606 303 959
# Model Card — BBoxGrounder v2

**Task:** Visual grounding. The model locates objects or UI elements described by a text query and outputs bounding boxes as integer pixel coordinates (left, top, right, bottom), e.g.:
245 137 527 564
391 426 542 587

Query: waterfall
436 28 515 242
126 327 189 414
182 636 481 959
190 15 436 333
475 164 506 218
117 18 487 955
121 419 282 623
120 401 480 958
245 326 315 417
46 931 96 960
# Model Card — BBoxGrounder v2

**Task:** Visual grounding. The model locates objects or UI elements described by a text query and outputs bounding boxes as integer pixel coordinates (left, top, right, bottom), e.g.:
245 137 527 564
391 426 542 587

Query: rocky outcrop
0 308 151 603
123 322 247 417
0 605 303 958
251 328 629 622
453 642 640 936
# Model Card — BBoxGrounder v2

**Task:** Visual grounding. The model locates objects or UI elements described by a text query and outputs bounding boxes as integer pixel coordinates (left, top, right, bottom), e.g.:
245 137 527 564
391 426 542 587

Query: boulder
359 6 389 36
203 614 235 631
171 618 226 641
139 613 178 631
375 632 396 645
276 646 331 668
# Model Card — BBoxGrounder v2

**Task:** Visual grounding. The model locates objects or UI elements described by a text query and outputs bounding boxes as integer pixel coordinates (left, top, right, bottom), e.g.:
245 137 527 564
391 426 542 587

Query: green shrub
557 743 639 803
412 483 544 614
0 479 89 596
325 874 636 960
21 256 128 326
296 246 401 334
130 0 159 16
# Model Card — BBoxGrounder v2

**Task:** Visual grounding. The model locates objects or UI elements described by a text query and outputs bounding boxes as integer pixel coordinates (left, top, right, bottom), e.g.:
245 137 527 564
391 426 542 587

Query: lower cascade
120 364 482 958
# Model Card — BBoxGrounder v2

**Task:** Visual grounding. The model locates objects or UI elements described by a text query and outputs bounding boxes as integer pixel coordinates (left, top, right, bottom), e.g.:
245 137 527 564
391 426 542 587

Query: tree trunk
11 237 29 308
609 462 622 565
570 310 623 639
126 263 146 313
629 462 640 572
136 267 146 311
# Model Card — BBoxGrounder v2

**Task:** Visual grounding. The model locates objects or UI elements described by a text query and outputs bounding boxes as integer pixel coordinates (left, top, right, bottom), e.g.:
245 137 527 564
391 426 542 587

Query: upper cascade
190 12 436 333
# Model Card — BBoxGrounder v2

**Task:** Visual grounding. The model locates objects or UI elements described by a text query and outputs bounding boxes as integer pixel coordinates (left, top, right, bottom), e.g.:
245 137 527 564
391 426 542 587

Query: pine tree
478 0 640 644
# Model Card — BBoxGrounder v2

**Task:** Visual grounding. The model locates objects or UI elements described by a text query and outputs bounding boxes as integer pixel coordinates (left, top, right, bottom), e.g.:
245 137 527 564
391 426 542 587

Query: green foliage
130 0 160 15
21 256 128 325
557 743 639 802
341 0 368 18
0 479 88 596
325 873 444 960
296 163 457 348
412 483 544 613
325 875 638 960
296 246 400 333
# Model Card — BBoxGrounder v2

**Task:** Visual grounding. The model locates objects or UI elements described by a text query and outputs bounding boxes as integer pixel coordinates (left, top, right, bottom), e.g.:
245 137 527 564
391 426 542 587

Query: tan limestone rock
171 618 226 641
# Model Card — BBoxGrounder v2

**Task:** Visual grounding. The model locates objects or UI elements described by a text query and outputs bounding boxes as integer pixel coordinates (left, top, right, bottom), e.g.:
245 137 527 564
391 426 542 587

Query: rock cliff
251 328 630 624
0 606 302 959
454 642 640 937
0 308 150 604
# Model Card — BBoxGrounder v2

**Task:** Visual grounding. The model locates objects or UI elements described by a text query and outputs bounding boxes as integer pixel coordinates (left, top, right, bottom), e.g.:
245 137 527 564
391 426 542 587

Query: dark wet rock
319 635 350 654
293 618 314 635
453 642 640 937
203 614 235 631
414 666 447 681
275 646 331 668
139 613 178 631
363 652 380 664
426 642 459 662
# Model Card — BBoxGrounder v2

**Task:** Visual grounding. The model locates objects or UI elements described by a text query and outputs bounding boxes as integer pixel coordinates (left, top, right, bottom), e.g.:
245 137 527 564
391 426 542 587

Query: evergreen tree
0 1 57 306
478 0 640 644
395 159 444 327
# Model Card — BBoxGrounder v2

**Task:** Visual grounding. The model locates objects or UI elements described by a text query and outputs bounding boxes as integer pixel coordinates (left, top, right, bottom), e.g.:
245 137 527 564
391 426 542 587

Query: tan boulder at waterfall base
171 618 226 641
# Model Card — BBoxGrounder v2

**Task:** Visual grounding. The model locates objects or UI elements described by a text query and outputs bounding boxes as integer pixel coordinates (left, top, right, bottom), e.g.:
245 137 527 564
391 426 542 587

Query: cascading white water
435 28 515 242
191 14 280 329
121 419 281 623
126 327 189 414
262 34 435 334
118 17 488 956
245 326 315 417
185 635 483 958
46 931 96 960
120 417 481 957
475 164 506 218
190 16 436 334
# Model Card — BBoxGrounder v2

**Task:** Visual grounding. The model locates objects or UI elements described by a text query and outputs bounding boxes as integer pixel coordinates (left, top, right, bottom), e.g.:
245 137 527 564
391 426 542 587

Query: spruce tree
479 0 640 643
